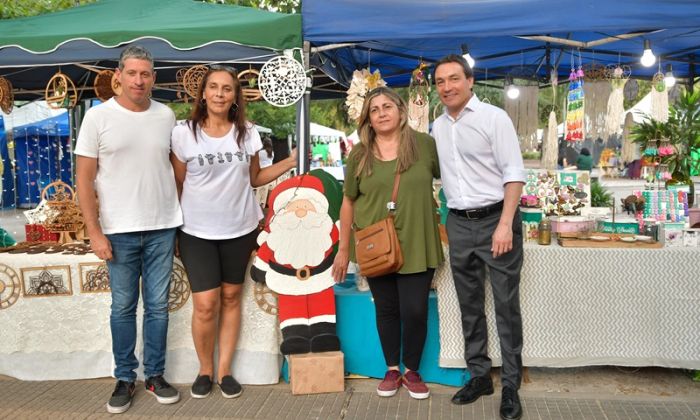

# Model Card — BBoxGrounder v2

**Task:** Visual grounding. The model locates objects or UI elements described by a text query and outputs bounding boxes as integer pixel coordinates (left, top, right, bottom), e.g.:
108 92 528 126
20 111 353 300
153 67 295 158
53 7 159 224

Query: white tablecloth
0 251 281 383
434 243 700 369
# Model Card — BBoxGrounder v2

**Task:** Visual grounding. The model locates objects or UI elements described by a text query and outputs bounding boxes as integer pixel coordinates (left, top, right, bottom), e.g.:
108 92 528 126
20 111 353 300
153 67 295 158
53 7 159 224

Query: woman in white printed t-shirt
170 65 296 400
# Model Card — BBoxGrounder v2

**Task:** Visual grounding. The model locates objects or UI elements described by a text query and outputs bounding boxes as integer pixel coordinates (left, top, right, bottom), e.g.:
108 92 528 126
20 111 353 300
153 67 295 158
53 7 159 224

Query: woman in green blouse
331 87 443 400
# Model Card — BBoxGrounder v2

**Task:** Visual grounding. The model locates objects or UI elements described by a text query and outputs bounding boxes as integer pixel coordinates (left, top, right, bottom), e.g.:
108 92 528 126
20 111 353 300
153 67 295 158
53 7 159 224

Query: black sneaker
106 380 135 414
219 375 243 398
145 375 180 404
190 374 213 399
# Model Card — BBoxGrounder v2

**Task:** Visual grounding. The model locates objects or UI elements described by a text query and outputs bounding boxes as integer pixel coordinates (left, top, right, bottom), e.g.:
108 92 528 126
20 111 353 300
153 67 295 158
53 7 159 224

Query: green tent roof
0 0 301 53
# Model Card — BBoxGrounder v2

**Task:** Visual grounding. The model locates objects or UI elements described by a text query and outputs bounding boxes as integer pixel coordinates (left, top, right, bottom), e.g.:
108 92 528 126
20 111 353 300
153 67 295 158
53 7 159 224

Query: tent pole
689 54 696 91
295 41 311 175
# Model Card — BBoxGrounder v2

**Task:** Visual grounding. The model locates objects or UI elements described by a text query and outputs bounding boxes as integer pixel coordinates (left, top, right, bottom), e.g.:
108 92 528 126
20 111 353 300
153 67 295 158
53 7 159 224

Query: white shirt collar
446 94 481 122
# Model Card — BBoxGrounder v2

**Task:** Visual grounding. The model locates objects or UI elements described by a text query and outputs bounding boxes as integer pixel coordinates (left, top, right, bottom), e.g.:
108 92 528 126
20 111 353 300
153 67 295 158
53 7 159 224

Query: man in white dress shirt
432 54 526 420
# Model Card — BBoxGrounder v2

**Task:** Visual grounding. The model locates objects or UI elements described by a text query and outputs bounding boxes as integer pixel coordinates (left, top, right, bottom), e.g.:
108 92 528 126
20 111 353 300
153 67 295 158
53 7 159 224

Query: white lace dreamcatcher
258 55 307 107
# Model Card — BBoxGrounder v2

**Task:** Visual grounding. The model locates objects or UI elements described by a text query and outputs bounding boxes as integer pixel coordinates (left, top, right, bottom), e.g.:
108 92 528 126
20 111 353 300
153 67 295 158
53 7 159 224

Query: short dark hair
118 45 153 70
434 54 473 80
580 147 590 156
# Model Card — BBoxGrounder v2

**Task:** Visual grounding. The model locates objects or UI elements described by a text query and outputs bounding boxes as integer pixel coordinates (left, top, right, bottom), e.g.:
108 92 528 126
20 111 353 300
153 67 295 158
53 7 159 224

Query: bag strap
387 171 401 217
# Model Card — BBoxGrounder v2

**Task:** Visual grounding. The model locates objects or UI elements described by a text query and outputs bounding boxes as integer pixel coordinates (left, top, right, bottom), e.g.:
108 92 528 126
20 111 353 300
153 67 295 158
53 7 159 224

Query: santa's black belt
268 252 335 281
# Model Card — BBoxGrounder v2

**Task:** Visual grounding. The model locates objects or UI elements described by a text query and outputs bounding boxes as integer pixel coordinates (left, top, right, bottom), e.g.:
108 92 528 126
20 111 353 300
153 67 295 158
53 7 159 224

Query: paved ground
2 367 699 419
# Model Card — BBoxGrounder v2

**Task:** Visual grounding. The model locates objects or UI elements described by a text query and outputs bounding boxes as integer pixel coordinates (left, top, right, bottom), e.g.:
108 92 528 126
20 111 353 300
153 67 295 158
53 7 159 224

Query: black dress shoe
500 386 522 420
451 376 494 405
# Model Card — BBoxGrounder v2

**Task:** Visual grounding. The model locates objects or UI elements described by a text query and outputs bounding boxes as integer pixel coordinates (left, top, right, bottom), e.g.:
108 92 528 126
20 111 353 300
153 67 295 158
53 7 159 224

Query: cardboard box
289 351 344 395
25 224 59 243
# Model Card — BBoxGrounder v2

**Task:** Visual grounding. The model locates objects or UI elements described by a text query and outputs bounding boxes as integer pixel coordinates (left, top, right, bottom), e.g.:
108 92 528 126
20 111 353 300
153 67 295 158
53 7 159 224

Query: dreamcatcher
565 50 585 142
45 72 78 109
603 60 631 139
182 65 208 99
238 68 263 102
258 55 307 107
93 69 117 102
345 68 387 121
407 61 430 133
650 62 669 122
0 76 14 114
175 67 190 102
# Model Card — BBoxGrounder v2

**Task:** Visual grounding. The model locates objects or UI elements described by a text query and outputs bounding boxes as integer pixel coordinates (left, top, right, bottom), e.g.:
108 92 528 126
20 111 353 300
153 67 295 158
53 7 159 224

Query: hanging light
461 43 476 69
664 64 676 88
640 40 656 67
506 77 520 99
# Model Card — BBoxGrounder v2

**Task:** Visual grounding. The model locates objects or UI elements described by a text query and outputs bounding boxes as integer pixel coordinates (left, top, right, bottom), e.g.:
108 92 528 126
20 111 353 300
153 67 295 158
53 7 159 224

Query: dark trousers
366 269 435 371
447 210 524 389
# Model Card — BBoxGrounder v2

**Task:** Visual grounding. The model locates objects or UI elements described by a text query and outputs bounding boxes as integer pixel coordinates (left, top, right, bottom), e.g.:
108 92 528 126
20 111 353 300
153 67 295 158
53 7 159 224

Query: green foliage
1 0 299 20
521 151 541 160
1 0 96 19
631 88 700 178
246 101 296 139
199 0 299 13
590 180 613 207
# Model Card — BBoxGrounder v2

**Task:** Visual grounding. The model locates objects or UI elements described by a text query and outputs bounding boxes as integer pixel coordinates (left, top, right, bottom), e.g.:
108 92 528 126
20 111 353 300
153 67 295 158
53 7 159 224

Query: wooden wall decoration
21 265 72 297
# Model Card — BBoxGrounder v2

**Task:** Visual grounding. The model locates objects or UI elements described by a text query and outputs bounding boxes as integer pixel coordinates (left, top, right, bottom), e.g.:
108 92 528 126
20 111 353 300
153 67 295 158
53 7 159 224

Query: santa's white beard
267 211 334 269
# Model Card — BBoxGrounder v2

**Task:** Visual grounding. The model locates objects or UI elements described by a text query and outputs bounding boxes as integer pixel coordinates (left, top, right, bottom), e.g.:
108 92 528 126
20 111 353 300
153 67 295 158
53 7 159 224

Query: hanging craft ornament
45 72 78 109
183 65 208 98
408 61 430 133
93 70 117 102
345 68 387 121
0 76 14 114
175 67 190 103
582 63 607 81
652 70 666 93
258 55 307 107
624 78 639 101
565 50 585 142
238 68 263 102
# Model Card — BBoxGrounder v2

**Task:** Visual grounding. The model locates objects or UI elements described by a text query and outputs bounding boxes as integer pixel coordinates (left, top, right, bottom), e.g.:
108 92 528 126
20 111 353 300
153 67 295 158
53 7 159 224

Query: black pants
447 209 524 389
366 269 435 371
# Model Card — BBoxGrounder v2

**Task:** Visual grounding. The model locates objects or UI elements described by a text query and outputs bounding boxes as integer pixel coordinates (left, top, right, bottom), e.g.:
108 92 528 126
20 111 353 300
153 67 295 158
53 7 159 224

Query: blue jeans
106 228 176 382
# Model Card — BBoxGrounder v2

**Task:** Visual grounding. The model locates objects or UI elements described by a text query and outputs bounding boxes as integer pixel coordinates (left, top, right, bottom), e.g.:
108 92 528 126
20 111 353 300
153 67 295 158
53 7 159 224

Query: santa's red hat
268 174 329 215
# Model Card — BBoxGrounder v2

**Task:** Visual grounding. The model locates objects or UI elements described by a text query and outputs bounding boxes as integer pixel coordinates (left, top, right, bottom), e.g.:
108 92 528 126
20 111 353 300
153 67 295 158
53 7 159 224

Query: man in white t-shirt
75 45 183 414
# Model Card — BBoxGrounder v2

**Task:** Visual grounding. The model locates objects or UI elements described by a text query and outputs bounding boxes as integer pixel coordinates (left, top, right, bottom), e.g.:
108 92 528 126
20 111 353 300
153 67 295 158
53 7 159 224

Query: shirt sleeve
343 150 360 200
170 123 189 163
491 110 526 184
74 110 99 158
245 125 263 156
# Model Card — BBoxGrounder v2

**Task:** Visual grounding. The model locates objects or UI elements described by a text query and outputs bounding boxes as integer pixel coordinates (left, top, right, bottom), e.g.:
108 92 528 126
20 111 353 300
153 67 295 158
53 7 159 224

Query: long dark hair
262 136 273 158
189 65 248 147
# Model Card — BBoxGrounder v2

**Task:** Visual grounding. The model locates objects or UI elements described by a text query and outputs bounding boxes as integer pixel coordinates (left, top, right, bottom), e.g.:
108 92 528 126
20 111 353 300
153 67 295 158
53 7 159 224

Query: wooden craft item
557 232 662 248
183 65 208 98
0 76 14 114
111 72 123 96
45 72 78 109
93 69 117 101
175 67 190 102
40 181 85 244
238 69 262 102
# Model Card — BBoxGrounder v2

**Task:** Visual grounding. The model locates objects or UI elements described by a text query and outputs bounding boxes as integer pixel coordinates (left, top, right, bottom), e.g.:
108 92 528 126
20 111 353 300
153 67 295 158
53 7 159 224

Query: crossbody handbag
353 172 404 277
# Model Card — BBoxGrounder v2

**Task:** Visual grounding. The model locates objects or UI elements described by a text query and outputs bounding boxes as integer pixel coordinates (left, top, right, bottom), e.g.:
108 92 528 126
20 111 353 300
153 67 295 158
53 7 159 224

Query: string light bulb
640 40 656 67
461 44 476 69
664 64 676 88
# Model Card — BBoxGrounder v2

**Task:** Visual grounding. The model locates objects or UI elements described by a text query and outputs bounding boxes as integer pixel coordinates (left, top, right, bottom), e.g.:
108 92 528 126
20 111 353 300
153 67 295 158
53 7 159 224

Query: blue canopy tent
11 113 72 208
303 0 700 89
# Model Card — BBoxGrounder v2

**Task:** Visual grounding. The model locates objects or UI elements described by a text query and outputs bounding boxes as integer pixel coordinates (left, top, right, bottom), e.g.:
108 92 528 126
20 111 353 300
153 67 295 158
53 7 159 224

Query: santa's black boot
309 322 340 352
280 325 311 355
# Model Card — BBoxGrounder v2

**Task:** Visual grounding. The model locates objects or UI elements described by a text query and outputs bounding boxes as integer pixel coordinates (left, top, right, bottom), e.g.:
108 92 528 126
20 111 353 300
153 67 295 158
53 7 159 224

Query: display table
0 251 281 383
435 243 700 369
